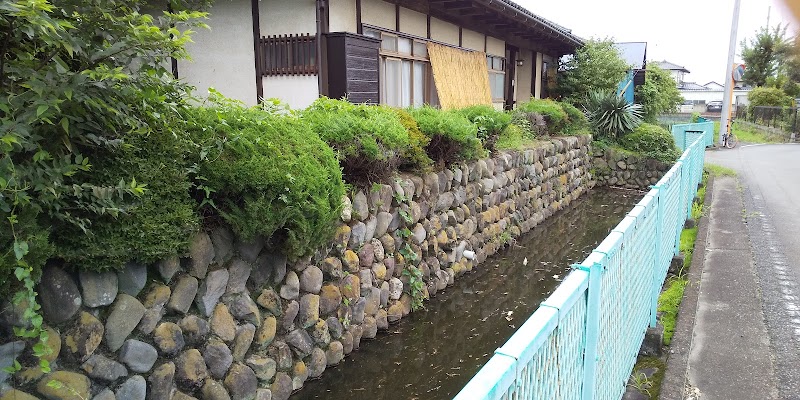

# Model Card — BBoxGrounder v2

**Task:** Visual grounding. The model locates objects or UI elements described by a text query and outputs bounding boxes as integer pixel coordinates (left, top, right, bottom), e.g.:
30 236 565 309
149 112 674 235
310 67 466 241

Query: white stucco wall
259 0 316 36
461 28 484 52
180 0 257 105
329 0 357 32
399 7 426 37
516 49 533 103
362 0 395 30
430 17 459 46
486 36 504 57
263 76 320 109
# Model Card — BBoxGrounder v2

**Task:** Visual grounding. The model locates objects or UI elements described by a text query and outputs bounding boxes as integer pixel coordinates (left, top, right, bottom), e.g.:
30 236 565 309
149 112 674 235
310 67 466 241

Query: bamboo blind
427 42 492 109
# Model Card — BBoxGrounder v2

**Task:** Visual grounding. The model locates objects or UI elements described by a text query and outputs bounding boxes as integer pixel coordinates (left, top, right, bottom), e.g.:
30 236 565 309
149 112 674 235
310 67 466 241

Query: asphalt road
705 144 800 399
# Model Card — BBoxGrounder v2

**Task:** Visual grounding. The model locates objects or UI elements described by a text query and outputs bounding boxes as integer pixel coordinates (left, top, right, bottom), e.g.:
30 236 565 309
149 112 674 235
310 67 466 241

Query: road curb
659 174 715 399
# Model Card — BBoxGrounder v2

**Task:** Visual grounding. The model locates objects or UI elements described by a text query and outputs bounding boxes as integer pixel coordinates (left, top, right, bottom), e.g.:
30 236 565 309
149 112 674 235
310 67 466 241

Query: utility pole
767 6 771 27
720 0 741 145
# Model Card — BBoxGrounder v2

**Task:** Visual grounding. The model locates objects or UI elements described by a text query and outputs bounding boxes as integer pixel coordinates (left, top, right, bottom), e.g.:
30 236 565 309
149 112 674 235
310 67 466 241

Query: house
614 42 647 103
703 81 724 91
177 0 584 110
653 60 690 88
679 84 752 111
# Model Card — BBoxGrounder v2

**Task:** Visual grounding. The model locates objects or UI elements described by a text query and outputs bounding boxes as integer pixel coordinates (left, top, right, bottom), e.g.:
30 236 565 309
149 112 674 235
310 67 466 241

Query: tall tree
740 24 790 87
635 63 683 122
555 38 630 106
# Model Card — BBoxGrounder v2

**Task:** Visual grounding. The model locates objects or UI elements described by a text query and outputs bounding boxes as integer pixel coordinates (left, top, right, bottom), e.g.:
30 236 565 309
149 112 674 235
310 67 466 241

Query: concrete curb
659 174 715 400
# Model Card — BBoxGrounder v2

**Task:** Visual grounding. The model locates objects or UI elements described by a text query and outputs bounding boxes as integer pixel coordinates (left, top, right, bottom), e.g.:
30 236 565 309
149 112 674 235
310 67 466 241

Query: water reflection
299 189 640 400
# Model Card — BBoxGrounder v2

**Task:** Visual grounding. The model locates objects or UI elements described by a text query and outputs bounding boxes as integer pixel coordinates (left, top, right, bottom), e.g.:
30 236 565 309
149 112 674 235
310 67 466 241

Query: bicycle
722 121 738 149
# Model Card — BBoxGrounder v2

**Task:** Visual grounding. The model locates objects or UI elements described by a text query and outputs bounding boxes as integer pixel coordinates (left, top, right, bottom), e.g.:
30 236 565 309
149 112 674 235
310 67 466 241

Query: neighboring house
703 81 724 91
653 60 689 88
614 42 647 103
177 0 583 110
680 85 751 110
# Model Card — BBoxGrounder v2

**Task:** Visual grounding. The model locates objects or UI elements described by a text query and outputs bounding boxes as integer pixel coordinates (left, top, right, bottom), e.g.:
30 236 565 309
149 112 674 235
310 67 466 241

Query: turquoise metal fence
454 126 708 400
671 122 714 149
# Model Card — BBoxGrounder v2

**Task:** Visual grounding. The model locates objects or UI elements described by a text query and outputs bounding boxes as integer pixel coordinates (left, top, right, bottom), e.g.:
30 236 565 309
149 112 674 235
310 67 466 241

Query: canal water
298 188 641 400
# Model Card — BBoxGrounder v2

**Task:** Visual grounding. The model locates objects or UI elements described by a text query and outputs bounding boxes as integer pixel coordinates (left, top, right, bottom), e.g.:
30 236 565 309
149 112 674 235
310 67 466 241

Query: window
259 34 317 76
487 55 505 101
540 61 550 99
364 27 438 108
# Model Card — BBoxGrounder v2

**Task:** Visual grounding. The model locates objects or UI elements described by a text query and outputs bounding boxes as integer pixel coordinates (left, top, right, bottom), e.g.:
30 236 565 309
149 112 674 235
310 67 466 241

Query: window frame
487 54 506 102
364 26 437 108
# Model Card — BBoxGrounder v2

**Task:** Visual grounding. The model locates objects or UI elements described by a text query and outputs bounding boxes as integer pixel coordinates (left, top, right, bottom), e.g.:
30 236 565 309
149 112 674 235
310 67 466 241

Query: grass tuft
658 277 688 345
704 163 737 177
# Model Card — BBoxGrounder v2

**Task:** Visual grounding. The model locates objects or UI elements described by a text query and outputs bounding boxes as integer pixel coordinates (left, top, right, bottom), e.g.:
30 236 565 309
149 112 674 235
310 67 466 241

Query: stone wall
0 136 593 400
591 148 671 190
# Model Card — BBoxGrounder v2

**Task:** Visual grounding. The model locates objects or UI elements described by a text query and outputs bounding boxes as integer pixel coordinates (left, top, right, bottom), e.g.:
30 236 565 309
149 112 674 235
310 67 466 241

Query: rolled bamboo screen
427 43 492 109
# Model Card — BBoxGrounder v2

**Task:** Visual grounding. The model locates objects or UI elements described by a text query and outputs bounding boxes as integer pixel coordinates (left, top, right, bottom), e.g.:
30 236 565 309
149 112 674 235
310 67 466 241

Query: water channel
298 188 641 400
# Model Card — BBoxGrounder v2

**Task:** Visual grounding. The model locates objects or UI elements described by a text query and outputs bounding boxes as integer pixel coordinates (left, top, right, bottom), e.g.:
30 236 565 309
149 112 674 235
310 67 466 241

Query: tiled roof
654 60 690 73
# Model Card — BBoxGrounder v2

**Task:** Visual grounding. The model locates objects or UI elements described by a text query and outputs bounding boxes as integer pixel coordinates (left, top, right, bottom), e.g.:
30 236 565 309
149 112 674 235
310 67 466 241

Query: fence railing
454 127 708 400
257 34 318 76
735 105 799 133
671 122 714 149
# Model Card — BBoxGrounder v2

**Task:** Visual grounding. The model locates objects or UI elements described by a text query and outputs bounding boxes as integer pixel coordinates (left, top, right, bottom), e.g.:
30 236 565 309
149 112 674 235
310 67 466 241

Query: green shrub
0 211 52 291
495 123 537 150
186 103 345 260
619 123 681 163
560 102 589 133
747 86 792 107
584 90 643 140
394 109 433 172
53 131 199 269
510 110 547 138
302 98 410 185
517 98 569 133
409 106 483 166
458 105 511 152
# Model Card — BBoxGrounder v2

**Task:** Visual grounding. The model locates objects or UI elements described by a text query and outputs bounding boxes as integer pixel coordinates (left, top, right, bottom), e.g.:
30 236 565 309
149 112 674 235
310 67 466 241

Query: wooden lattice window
258 34 317 76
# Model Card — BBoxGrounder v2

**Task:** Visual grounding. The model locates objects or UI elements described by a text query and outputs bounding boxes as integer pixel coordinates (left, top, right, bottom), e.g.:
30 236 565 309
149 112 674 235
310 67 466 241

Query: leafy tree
0 0 205 370
635 63 683 122
555 38 631 106
741 24 790 87
747 86 791 107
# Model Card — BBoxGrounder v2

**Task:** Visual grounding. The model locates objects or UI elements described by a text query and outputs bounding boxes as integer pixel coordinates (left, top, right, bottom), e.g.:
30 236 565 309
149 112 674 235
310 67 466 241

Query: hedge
186 102 345 260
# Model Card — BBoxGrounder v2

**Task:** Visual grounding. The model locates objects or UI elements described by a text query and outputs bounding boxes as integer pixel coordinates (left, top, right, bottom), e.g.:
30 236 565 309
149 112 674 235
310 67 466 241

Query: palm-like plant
584 90 643 140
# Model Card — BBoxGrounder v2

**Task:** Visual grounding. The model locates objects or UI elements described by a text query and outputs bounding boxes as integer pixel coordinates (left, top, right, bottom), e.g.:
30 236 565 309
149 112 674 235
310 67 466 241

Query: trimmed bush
560 102 589 133
510 110 547 138
52 130 199 270
394 109 434 172
409 106 482 166
495 123 536 150
619 123 681 163
458 105 511 152
516 99 569 133
186 103 345 260
302 98 412 185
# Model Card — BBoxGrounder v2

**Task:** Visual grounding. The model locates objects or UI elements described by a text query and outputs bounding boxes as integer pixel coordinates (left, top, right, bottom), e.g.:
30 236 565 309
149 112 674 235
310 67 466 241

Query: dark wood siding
326 32 381 104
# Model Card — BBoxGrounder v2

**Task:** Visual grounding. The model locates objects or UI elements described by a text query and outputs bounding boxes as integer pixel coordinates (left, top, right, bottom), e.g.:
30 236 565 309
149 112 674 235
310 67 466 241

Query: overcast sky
517 0 795 85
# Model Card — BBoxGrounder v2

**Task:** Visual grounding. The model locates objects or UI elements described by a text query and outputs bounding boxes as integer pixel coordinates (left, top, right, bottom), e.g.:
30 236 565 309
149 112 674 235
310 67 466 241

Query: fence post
579 261 604 400
674 162 685 256
686 153 694 220
650 185 664 328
